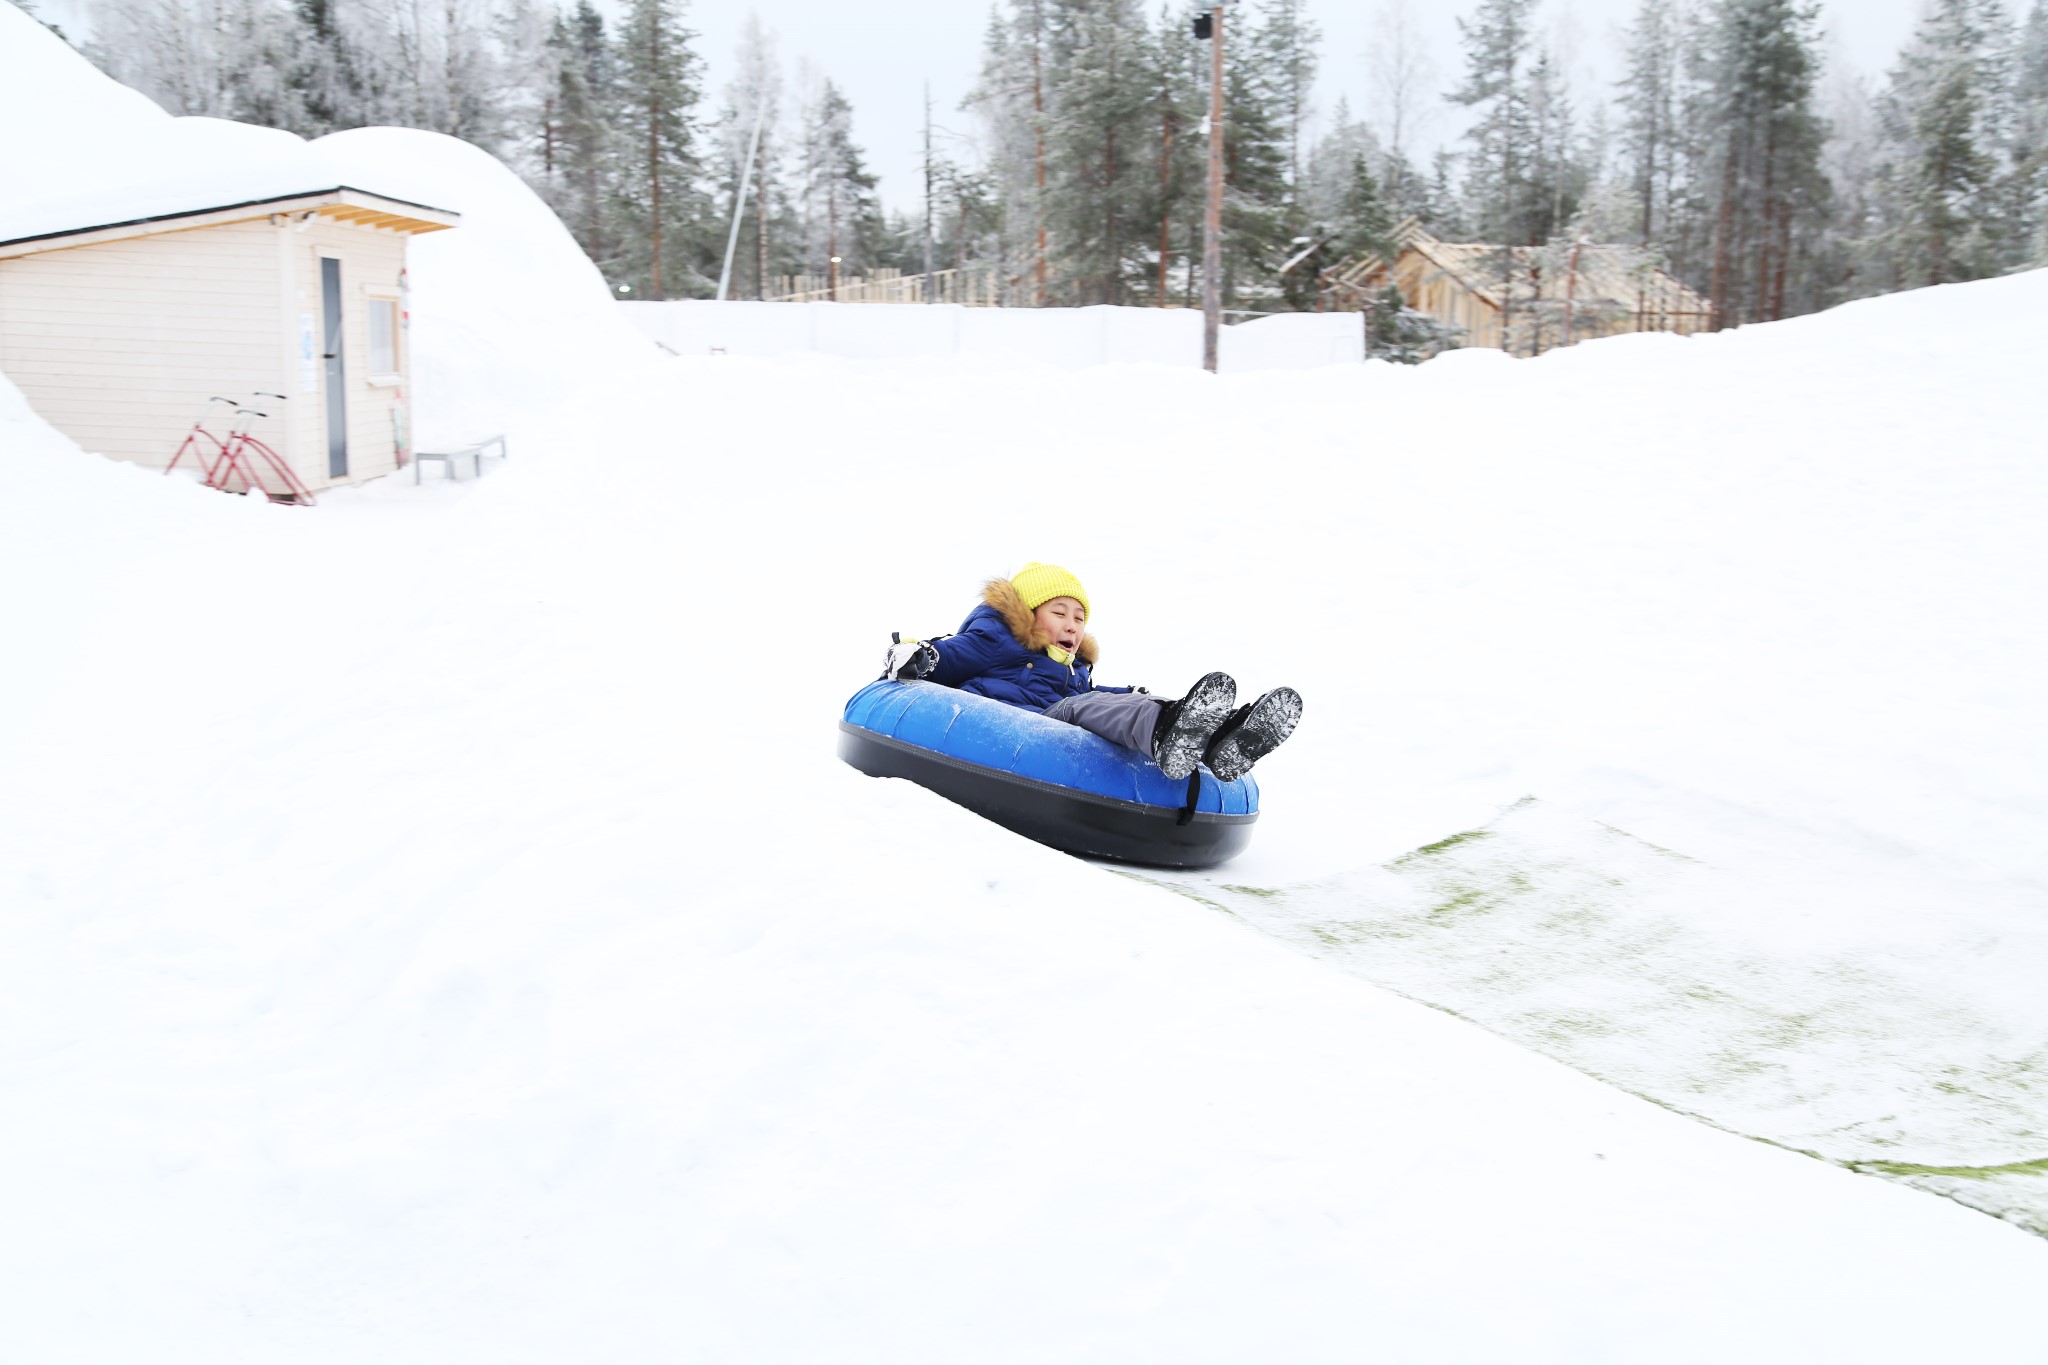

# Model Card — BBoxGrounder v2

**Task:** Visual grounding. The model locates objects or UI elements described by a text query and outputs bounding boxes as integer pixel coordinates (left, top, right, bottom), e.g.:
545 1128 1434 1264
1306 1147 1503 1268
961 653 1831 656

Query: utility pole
923 83 936 305
1197 4 1226 373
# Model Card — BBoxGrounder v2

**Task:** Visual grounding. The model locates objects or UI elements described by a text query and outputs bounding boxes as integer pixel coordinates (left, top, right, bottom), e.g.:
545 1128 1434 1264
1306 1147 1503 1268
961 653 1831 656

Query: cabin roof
0 184 459 260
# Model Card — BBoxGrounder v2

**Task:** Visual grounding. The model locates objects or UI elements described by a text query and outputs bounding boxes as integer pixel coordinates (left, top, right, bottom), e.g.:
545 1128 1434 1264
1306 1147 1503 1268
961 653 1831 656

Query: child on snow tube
883 562 1303 782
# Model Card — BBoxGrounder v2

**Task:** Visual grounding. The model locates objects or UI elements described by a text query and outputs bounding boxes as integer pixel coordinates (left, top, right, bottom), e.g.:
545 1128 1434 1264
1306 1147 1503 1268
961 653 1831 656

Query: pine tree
1143 3 1207 306
614 0 706 299
1448 0 1541 246
1693 0 1828 326
1615 0 1691 247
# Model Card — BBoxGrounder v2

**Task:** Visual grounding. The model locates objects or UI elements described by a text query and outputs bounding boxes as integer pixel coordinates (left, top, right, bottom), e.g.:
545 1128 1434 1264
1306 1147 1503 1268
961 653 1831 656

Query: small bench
414 433 508 483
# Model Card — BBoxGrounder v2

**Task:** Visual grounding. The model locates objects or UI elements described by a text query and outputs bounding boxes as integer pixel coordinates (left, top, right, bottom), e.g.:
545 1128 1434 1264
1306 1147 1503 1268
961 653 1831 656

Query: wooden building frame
1326 217 1713 357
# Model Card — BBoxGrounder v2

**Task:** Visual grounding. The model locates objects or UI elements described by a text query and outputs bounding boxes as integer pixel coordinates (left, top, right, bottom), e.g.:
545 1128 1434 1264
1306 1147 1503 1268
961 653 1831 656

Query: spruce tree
1219 2 1293 304
289 0 366 133
1043 0 1155 303
1874 0 2004 286
1253 0 1319 201
799 79 883 287
1303 101 1384 232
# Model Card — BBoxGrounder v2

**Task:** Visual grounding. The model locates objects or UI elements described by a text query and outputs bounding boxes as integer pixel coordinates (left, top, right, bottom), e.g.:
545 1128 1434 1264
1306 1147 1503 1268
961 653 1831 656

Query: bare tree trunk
1032 10 1048 307
1709 144 1738 330
648 14 664 301
1105 119 1119 305
1201 3 1225 371
1770 199 1792 320
1157 106 1174 307
1562 234 1585 347
1754 127 1777 325
756 147 770 299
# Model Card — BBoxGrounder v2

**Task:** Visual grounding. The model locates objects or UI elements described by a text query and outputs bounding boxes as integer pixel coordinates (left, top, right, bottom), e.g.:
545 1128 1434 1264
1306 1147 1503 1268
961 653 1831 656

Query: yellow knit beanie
1011 562 1090 616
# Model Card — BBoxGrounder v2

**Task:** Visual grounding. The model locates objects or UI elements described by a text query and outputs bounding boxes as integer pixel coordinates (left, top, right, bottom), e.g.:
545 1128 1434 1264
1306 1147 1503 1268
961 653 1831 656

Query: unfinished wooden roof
1332 217 1710 318
0 186 460 260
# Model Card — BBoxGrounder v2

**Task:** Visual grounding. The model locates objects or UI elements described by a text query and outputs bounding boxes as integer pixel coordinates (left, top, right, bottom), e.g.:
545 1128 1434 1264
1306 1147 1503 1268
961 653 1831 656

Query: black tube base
839 724 1257 869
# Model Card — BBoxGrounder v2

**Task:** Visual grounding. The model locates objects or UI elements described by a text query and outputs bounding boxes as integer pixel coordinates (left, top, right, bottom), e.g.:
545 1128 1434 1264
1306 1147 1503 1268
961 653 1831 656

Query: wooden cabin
1327 218 1712 357
0 185 459 498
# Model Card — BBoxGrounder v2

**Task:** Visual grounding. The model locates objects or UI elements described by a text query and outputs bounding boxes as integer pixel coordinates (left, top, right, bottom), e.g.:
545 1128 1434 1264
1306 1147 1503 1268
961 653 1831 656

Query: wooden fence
765 266 1002 306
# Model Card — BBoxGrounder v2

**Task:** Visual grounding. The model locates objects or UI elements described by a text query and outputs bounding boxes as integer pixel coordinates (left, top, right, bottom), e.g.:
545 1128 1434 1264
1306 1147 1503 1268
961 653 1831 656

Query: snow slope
5 8 2048 1357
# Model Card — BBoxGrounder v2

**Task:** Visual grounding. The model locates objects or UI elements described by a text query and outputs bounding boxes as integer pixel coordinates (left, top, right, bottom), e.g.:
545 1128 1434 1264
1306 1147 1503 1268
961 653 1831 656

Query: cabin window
367 296 400 376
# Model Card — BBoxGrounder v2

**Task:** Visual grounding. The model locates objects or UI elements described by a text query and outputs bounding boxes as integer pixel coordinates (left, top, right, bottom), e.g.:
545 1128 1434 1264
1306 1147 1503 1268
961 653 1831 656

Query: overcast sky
34 0 1932 212
682 0 1928 213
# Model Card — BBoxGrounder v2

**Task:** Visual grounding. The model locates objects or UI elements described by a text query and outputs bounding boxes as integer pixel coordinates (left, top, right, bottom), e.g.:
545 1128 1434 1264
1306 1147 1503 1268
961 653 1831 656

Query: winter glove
884 634 939 681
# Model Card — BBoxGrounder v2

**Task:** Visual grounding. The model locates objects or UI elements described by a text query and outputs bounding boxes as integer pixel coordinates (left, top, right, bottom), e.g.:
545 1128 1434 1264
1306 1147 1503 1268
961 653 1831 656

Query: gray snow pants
1043 690 1165 756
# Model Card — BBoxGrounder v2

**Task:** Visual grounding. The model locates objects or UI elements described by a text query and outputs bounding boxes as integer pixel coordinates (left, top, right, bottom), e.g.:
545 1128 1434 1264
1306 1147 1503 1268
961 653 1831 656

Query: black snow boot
1201 687 1303 782
1151 671 1237 780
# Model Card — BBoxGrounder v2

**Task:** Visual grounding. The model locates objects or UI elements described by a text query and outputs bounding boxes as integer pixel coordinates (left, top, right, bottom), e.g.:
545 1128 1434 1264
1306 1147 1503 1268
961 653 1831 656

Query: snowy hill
5 5 2048 1359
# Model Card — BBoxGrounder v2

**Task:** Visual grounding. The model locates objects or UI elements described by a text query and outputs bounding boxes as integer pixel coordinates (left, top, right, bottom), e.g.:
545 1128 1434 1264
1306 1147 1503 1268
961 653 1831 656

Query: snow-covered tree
797 74 882 286
716 15 785 298
1871 0 2008 286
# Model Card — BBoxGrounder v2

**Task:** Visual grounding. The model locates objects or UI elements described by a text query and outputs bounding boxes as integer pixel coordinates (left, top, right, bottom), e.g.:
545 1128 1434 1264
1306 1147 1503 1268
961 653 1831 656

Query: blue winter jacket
926 579 1130 713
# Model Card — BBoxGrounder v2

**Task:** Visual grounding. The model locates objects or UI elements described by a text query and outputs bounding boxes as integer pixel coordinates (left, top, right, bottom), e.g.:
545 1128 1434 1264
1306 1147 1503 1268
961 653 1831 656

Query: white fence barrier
620 301 1368 372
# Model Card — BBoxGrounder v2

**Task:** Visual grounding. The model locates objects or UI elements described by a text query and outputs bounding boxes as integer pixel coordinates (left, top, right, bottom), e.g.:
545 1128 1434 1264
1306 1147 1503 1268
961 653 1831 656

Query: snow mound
0 2 649 448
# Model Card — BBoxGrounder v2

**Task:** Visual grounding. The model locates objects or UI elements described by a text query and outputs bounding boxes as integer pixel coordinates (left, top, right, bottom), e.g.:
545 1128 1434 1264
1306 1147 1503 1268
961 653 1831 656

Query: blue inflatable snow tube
838 680 1259 868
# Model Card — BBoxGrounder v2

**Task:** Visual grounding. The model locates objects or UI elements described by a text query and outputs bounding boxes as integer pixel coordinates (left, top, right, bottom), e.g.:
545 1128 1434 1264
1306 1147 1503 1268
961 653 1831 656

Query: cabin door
320 257 348 479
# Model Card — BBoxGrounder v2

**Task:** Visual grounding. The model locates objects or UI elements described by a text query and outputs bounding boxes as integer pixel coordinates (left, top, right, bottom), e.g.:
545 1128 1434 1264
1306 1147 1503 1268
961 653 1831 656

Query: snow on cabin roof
0 179 459 259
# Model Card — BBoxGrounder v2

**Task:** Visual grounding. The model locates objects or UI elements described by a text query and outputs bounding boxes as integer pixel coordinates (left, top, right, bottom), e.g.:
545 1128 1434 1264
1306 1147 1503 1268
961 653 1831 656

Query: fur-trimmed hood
982 576 1099 666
